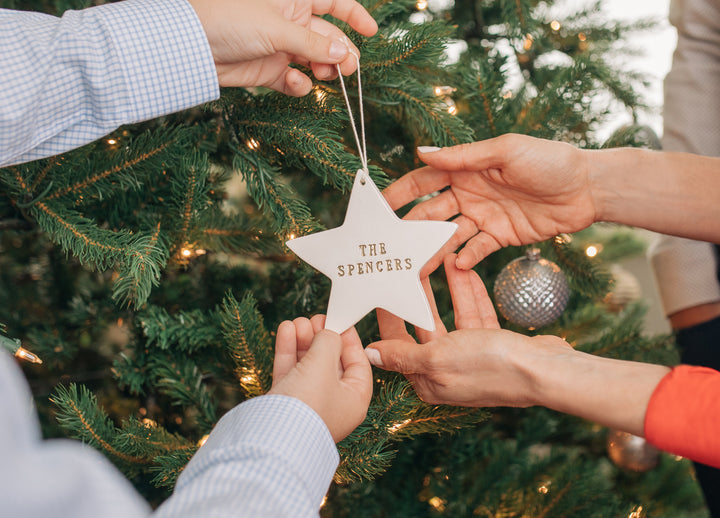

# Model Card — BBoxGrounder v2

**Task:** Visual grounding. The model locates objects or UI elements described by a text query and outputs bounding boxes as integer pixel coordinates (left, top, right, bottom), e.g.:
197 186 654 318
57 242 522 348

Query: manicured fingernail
365 348 383 367
418 146 441 153
330 39 349 60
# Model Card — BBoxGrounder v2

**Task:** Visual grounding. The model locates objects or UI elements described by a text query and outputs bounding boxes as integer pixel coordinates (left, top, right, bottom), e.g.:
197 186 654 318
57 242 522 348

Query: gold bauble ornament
606 429 660 472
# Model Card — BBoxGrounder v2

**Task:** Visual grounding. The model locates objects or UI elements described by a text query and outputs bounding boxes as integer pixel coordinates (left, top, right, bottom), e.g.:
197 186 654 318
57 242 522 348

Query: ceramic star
286 170 457 333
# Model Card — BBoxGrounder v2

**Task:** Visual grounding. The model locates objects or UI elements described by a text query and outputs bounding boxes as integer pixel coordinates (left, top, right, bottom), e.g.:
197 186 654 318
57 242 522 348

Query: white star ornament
286 171 458 334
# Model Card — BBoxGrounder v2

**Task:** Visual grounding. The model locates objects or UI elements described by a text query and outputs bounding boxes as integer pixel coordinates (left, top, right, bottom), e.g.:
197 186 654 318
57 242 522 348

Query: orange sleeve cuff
644 365 720 468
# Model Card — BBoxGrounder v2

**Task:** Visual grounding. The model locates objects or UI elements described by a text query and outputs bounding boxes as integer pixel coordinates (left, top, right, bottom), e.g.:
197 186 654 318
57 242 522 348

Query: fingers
294 317 316 361
308 19 361 78
403 189 459 222
302 328 344 372
444 254 499 330
415 277 447 343
339 327 372 387
313 0 379 37
273 16 350 65
310 314 326 333
383 166 452 211
417 139 505 173
272 320 298 385
364 339 429 373
377 308 412 341
281 68 314 97
456 232 502 270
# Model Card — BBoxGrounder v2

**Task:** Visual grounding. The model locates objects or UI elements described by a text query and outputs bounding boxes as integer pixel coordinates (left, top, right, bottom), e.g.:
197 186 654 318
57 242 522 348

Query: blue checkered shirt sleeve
1 348 338 517
0 0 220 167
156 395 340 517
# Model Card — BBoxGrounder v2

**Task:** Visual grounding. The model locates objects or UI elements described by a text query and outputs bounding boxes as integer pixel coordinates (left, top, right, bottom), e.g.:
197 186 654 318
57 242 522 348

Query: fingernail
418 146 441 153
365 348 383 367
330 39 349 60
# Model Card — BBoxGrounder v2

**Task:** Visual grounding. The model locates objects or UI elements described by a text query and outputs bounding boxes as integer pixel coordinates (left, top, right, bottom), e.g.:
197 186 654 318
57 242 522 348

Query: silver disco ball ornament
607 429 660 472
493 248 570 329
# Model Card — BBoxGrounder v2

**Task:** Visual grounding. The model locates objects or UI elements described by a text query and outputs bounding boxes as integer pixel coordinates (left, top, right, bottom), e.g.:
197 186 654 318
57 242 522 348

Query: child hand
269 314 373 442
189 0 378 95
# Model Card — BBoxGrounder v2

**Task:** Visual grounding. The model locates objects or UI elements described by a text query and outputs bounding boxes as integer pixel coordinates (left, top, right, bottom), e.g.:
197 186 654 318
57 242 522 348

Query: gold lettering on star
336 242 413 277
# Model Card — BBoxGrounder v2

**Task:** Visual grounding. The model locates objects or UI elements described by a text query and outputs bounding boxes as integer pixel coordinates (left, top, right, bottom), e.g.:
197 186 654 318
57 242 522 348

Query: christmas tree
1 0 710 515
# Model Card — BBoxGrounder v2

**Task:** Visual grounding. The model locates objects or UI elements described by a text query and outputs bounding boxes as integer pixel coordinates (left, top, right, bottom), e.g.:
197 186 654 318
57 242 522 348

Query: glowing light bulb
550 20 561 31
523 34 533 50
247 138 260 150
197 434 210 447
428 497 445 511
416 0 427 10
107 139 117 145
388 418 412 434
433 85 456 96
585 245 599 257
15 347 42 364
181 248 193 257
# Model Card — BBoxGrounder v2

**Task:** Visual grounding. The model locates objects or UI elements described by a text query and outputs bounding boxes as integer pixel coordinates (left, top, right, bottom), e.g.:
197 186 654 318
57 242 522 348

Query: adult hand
269 314 373 442
365 254 573 407
189 0 378 96
384 134 597 271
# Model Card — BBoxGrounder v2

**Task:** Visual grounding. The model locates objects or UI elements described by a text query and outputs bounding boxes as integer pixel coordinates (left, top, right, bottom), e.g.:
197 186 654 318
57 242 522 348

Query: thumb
365 340 428 374
301 329 343 373
273 18 349 64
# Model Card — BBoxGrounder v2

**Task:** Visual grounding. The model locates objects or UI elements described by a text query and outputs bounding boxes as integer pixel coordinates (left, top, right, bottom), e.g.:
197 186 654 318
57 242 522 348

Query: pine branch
151 356 218 433
220 291 273 397
51 384 152 466
140 305 222 352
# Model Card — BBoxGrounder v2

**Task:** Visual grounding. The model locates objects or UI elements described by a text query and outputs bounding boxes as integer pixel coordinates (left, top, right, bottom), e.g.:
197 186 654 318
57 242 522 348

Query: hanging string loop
336 49 368 181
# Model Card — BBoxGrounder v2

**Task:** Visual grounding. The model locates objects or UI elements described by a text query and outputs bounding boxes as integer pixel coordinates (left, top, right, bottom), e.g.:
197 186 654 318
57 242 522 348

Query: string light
14 347 42 364
427 497 446 511
585 244 602 258
247 138 260 150
181 248 193 257
0 335 42 364
141 418 158 428
433 85 456 96
287 233 296 240
578 32 587 41
440 97 458 115
240 374 256 385
628 506 644 518
523 34 533 50
538 485 549 494
320 496 328 508
550 20 561 31
388 418 412 434
416 0 428 10
197 434 210 447
106 139 117 145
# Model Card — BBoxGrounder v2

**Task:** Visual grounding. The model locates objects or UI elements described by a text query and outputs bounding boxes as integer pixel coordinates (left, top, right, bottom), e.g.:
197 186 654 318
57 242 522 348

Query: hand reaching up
384 134 597 272
269 314 373 442
189 0 378 95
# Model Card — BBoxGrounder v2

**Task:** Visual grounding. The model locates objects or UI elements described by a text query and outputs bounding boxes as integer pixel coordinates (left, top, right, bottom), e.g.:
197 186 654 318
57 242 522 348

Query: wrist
508 334 577 408
586 147 644 224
